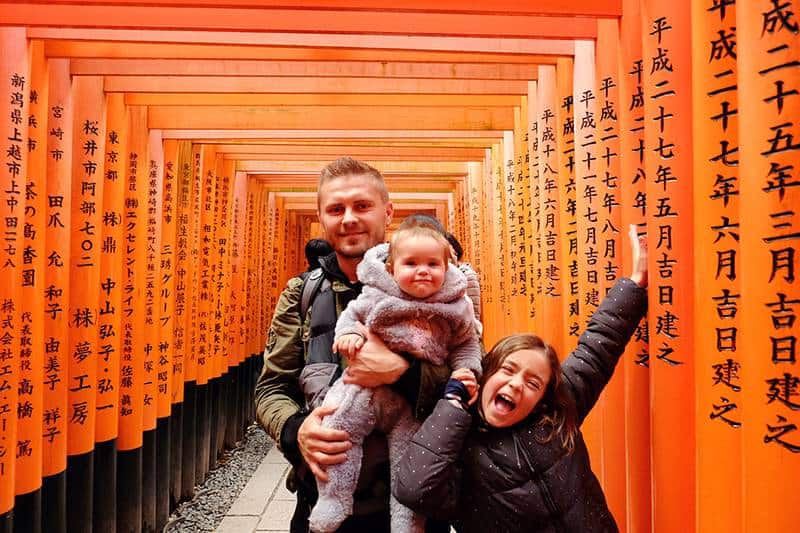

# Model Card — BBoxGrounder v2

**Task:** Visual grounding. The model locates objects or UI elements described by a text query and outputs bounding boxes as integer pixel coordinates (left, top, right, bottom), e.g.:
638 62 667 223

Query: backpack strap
300 267 329 319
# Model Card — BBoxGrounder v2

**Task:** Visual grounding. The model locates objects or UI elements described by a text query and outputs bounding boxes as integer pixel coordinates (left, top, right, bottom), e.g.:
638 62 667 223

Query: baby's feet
309 495 352 533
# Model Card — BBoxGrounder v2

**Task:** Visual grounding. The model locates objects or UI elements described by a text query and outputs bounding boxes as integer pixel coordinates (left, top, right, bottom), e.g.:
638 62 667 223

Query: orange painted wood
67 75 105 456
617 1 651 529
195 145 216 386
249 184 265 357
572 39 604 485
22 0 622 18
594 19 626 529
0 27 27 510
96 92 126 444
148 106 514 131
228 171 248 365
118 106 148 451
126 93 522 108
44 40 566 64
6 4 598 39
641 2 696 530
465 162 484 328
515 101 533 333
210 155 228 379
537 65 564 358
33 28 574 57
71 59 541 80
214 145 486 159
510 105 530 332
218 160 236 371
555 58 579 371
182 144 203 385
526 81 542 335
691 2 742 531
170 140 194 403
493 143 509 341
114 77 528 95
738 1 800 530
144 130 164 426
501 130 519 332
42 57 72 477
164 129 505 140
159 139 179 411
17 38 45 495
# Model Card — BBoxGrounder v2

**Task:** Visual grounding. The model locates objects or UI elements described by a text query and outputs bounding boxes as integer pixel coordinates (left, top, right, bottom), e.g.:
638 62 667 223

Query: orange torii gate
1 1 799 532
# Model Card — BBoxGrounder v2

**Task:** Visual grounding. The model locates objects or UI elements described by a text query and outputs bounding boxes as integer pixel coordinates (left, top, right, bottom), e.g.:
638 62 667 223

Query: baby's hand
450 368 479 406
333 333 365 359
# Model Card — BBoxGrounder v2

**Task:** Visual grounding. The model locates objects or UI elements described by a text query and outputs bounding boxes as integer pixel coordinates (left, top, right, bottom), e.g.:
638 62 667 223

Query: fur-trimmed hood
357 243 466 303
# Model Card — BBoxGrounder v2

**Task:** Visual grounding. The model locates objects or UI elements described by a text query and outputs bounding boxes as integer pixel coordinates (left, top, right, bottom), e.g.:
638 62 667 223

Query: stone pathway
216 445 293 533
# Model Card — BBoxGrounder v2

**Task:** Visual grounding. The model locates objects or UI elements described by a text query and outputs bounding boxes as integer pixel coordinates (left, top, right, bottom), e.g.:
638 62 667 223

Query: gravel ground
163 425 274 532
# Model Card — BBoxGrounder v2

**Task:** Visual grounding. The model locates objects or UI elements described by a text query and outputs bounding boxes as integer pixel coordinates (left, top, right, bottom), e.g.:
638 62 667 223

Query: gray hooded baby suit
304 243 482 533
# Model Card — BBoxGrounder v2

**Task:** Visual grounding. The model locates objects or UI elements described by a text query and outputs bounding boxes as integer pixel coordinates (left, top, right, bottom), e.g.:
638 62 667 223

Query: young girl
395 225 648 533
303 217 483 533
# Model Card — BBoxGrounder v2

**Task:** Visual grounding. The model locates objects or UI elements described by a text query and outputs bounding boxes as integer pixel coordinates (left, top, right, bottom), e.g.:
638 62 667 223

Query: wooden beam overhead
31 29 575 55
204 139 496 148
213 144 486 158
106 76 529 94
25 1 622 18
148 105 514 130
44 41 565 63
124 93 523 107
160 129 506 140
239 160 469 173
224 153 482 162
72 59 544 78
7 5 598 39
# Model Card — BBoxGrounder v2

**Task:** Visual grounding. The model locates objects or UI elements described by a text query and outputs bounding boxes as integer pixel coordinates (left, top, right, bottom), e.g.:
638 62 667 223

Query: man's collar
318 252 360 288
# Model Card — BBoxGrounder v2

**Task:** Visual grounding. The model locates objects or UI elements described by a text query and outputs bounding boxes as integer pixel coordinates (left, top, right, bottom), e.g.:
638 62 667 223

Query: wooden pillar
16 38 45 533
143 130 164 532
573 39 604 479
42 56 72 533
501 129 520 332
117 105 148 533
641 1 696 530
618 0 651 529
95 90 126 533
692 1 742 532
738 1 800 529
526 81 542 337
556 57 579 371
515 100 532 333
0 26 28 526
67 74 106 532
178 140 198 501
595 19 626 528
536 65 564 357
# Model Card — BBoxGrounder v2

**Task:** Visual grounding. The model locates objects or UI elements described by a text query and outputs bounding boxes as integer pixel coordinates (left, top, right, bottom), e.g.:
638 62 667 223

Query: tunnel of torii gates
0 0 797 532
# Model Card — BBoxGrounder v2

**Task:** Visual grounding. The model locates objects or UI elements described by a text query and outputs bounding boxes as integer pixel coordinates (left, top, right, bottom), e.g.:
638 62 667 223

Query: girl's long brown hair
481 334 579 454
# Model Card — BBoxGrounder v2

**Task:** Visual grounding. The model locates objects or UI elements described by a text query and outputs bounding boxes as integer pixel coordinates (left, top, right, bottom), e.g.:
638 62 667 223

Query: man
254 157 449 532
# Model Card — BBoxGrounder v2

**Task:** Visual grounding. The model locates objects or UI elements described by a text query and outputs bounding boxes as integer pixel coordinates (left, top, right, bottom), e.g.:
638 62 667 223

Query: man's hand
628 224 648 288
342 322 410 388
297 405 351 482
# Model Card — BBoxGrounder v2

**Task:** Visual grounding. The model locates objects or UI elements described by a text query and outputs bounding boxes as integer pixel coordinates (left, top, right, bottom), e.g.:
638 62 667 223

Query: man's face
318 174 393 260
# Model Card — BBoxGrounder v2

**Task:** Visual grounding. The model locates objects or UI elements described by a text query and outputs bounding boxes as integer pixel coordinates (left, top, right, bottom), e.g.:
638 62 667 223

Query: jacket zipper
514 433 567 533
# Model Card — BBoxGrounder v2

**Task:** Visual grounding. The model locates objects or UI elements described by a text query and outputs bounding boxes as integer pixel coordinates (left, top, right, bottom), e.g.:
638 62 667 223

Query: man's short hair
318 156 389 203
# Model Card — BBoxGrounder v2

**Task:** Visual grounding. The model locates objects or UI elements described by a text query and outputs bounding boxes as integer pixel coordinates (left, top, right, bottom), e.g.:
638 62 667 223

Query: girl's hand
628 224 648 288
333 332 365 359
450 368 479 406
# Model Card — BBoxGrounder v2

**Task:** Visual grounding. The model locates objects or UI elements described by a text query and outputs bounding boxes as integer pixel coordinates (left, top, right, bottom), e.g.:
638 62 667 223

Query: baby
304 217 482 533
